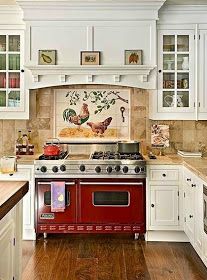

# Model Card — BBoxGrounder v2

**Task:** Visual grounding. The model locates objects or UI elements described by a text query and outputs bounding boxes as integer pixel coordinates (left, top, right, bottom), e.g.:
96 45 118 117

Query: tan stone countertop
145 154 207 182
0 181 29 220
9 153 207 183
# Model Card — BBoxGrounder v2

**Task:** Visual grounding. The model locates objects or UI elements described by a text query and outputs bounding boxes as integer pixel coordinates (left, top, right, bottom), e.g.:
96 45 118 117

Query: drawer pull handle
162 174 166 177
151 204 155 208
191 184 196 187
189 215 193 218
187 178 191 181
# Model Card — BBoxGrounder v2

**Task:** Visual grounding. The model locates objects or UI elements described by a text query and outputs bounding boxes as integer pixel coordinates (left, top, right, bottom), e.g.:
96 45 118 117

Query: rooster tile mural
54 89 130 140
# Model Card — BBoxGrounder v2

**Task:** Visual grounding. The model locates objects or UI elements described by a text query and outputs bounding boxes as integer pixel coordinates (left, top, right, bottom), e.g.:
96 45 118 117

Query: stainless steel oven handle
37 182 75 185
79 182 143 186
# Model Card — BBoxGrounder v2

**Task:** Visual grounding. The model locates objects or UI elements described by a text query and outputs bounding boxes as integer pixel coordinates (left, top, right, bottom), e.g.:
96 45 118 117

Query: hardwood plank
171 242 207 280
141 241 183 280
22 235 207 280
123 240 151 280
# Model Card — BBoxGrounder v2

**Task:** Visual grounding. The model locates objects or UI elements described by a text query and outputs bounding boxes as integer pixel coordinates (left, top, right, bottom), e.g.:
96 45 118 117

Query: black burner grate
91 151 143 160
38 151 68 160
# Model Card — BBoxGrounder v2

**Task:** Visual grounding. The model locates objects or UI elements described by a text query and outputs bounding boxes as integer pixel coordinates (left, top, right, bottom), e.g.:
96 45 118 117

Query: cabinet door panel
184 182 195 243
150 185 179 226
199 30 207 114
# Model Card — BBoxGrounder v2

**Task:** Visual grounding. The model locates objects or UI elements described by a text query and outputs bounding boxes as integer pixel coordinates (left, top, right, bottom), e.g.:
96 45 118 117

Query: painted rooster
87 117 112 136
63 103 90 129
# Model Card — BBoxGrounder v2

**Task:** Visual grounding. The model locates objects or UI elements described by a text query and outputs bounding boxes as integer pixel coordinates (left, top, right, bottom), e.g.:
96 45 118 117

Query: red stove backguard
35 178 146 235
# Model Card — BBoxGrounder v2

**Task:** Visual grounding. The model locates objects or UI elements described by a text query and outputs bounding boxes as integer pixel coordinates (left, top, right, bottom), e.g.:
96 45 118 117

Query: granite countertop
146 154 207 182
4 152 207 183
0 181 29 220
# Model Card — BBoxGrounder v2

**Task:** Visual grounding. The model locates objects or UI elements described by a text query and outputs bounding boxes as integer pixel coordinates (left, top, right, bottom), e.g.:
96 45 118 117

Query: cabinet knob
187 178 191 181
162 173 166 177
21 69 24 73
191 184 196 187
189 215 193 218
151 204 155 208
158 69 162 73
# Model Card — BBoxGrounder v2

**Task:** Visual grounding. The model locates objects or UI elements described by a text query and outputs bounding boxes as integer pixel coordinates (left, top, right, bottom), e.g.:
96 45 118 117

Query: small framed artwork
125 50 142 65
80 51 100 65
38 50 57 65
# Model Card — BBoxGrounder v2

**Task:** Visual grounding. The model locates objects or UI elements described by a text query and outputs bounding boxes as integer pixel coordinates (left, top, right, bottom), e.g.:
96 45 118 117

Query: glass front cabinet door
157 30 195 118
0 31 25 118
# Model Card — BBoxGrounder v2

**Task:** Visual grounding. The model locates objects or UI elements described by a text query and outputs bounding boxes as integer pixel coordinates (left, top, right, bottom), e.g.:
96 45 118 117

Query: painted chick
87 117 112 136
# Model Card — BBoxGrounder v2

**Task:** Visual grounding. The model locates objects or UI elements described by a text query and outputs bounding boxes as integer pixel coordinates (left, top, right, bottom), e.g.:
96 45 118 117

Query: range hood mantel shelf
25 65 156 84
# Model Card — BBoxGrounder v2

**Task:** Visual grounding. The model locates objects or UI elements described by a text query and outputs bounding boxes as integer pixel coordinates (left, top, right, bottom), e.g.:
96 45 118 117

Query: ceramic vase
182 56 189 70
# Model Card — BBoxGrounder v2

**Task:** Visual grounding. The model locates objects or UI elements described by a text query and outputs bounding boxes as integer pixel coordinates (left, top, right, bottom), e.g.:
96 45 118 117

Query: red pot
43 139 61 156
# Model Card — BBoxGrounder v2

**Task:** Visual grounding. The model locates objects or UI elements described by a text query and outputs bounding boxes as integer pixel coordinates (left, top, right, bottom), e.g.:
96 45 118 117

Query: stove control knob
115 165 121 172
123 166 129 173
40 166 47 173
135 166 140 173
95 166 101 173
141 167 145 172
60 165 66 172
80 164 85 172
52 166 58 173
106 166 113 173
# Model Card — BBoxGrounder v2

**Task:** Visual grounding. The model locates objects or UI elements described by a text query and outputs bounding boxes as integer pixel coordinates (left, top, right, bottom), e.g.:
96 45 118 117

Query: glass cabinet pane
177 54 189 70
177 73 189 89
0 36 6 52
163 54 175 70
0 73 6 88
0 91 6 107
0 54 6 70
9 73 20 88
177 91 189 107
163 73 175 89
9 54 20 70
8 91 20 107
9 35 20 52
163 35 175 52
163 91 175 107
177 35 189 52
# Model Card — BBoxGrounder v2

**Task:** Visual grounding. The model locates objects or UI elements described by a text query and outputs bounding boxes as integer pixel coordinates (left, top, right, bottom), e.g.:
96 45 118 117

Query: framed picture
38 50 57 65
125 50 142 65
80 51 100 65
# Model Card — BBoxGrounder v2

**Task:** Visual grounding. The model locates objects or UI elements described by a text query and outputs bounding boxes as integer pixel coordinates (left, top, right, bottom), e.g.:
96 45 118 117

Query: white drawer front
150 169 179 181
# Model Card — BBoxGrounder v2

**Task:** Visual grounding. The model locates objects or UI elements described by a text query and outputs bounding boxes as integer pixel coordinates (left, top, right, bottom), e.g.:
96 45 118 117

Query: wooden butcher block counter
0 181 29 220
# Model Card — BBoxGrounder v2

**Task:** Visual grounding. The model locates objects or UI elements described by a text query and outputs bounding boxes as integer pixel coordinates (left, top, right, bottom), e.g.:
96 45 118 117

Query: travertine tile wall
0 85 207 155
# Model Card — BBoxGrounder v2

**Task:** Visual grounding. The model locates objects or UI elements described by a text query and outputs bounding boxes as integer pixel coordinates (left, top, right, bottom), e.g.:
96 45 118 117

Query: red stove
34 148 146 239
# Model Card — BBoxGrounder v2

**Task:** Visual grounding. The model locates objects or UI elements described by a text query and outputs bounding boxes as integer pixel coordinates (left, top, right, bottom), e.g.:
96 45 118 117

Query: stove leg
43 232 47 239
134 233 139 240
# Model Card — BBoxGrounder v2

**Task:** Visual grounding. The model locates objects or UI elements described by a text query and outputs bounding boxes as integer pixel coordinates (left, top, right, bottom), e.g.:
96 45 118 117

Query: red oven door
36 180 77 224
78 179 145 224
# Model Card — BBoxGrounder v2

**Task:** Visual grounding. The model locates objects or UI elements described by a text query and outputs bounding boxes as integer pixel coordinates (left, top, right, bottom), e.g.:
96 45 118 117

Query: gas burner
118 153 143 160
91 151 117 160
38 151 68 160
91 151 143 161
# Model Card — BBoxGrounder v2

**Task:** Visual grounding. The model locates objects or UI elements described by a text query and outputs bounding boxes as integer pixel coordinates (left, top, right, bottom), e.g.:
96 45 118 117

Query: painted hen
63 103 90 129
87 117 112 136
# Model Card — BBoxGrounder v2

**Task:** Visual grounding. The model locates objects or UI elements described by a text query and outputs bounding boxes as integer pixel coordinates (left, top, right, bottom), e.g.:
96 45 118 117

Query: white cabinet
183 166 203 257
0 165 35 240
147 165 182 231
198 26 207 119
0 201 23 280
150 28 196 120
150 184 179 227
0 30 27 119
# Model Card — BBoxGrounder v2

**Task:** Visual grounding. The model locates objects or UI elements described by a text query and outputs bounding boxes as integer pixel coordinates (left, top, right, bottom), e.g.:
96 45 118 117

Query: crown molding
16 0 166 21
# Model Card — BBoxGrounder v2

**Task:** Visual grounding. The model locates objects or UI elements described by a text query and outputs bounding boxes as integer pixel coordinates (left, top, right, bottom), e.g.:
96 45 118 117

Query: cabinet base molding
23 229 36 241
146 231 189 242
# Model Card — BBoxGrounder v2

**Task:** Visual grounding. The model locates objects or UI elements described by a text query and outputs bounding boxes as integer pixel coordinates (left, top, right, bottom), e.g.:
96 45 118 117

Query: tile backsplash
0 85 206 155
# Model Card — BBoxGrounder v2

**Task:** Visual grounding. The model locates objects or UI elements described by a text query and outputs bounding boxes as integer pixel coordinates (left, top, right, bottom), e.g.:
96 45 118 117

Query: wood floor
22 234 207 280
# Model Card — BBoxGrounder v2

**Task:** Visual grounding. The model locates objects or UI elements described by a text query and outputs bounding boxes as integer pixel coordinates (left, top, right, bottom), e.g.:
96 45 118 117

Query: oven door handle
79 182 143 186
37 182 75 185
